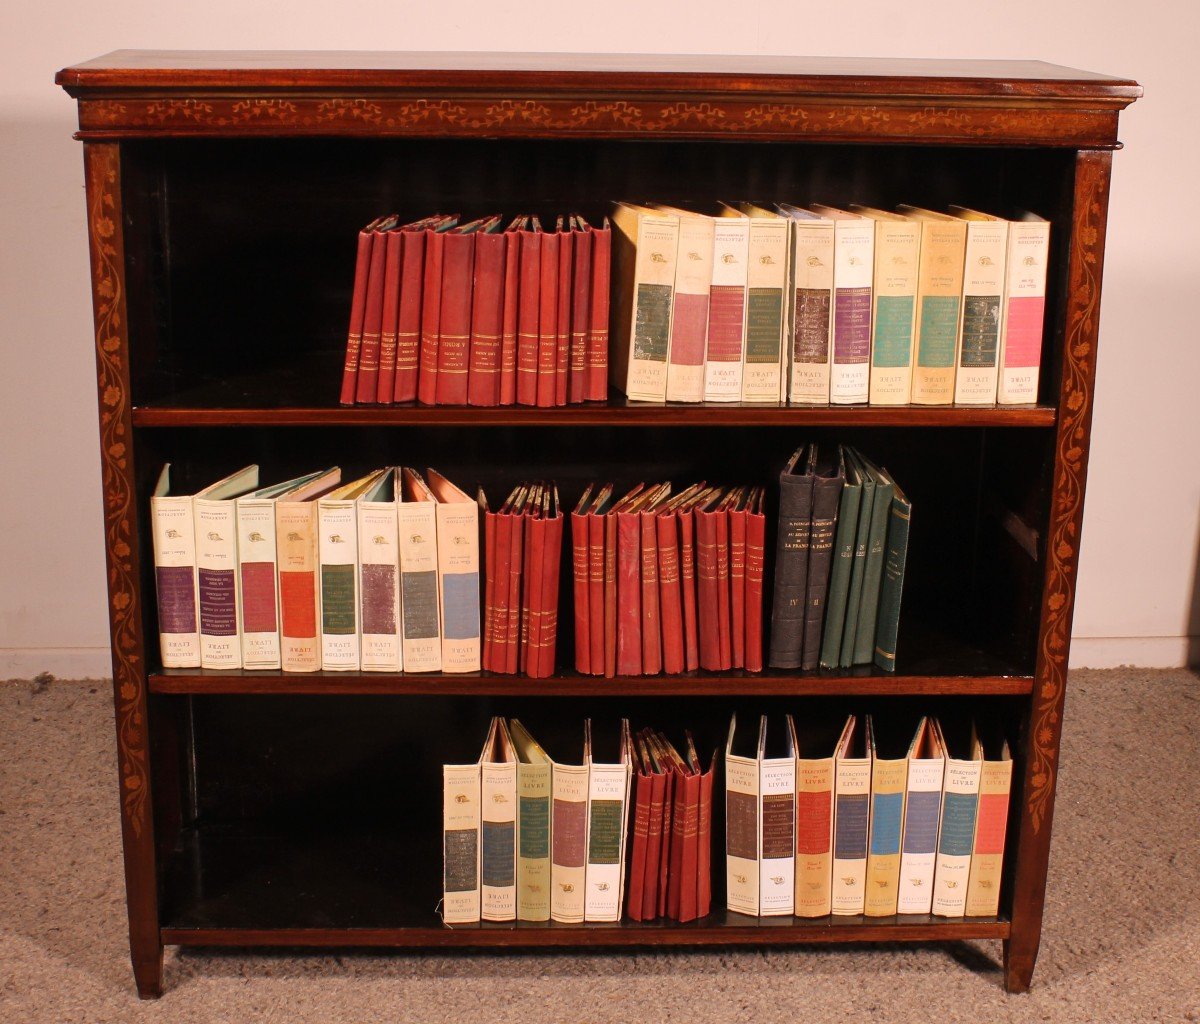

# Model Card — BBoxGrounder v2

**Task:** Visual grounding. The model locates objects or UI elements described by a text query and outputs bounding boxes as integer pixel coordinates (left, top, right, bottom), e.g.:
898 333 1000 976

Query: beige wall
1 2 1195 676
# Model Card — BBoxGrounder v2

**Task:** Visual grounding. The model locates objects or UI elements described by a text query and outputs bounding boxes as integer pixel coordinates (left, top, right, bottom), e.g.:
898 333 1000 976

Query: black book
801 447 845 670
768 444 816 669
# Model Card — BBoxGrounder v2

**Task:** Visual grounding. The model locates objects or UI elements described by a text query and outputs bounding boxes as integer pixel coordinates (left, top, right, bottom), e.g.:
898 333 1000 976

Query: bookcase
56 51 1140 998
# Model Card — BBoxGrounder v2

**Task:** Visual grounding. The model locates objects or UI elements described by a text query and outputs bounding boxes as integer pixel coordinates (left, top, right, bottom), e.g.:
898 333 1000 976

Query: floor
1 668 1197 1023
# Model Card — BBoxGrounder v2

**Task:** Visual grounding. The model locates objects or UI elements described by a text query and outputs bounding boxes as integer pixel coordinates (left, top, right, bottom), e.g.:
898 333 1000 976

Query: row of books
443 717 714 925
727 714 1011 919
150 465 488 673
569 482 767 677
769 445 911 673
611 202 1050 406
340 214 612 407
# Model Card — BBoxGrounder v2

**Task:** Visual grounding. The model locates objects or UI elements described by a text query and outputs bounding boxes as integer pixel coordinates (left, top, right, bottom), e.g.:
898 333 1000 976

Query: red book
676 764 702 923
498 218 522 405
715 495 733 671
587 217 612 401
504 487 529 675
641 742 668 921
570 486 593 675
417 227 446 405
482 496 497 671
516 224 541 406
678 499 702 673
626 758 653 921
340 219 379 405
520 488 544 676
489 489 516 673
393 222 429 403
657 758 675 919
375 227 404 404
468 226 506 406
435 226 479 405
355 217 397 404
640 502 663 676
729 492 748 670
536 227 559 408
656 507 685 676
616 496 646 677
568 218 592 405
533 490 563 679
604 484 643 679
744 488 766 673
584 487 611 676
695 494 723 671
666 761 689 920
555 222 572 406
694 747 716 921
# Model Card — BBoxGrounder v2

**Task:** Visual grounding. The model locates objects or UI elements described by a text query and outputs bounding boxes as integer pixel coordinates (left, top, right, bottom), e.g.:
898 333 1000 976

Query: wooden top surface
56 50 1141 102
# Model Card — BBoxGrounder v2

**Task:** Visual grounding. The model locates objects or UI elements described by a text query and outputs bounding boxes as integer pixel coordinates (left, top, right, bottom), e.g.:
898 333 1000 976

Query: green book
838 450 875 668
819 447 862 669
852 461 896 665
873 483 912 672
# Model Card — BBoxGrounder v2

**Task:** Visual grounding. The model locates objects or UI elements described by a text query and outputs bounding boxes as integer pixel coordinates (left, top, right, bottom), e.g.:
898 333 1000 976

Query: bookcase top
57 50 1141 103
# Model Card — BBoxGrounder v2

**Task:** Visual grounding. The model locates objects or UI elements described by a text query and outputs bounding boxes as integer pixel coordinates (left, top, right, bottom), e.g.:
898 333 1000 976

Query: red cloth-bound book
340 218 382 405
728 491 748 670
374 226 404 404
570 486 593 674
520 488 544 676
657 756 675 920
676 761 702 923
568 218 592 405
467 225 506 406
640 501 664 677
516 223 541 406
586 486 611 676
587 217 612 401
488 489 517 672
536 226 560 409
604 484 643 678
392 217 440 403
642 753 668 921
626 760 653 921
436 222 485 406
354 216 397 404
744 488 767 673
694 748 716 921
615 499 643 676
677 495 703 673
482 495 497 671
532 491 563 679
498 218 523 406
715 493 733 671
695 493 723 672
504 487 529 675
656 507 685 676
417 226 446 405
555 222 572 406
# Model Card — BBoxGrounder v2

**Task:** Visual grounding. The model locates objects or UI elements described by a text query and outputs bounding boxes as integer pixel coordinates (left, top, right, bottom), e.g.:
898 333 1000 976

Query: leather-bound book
695 489 726 671
437 217 497 405
743 487 767 673
341 216 385 405
568 216 592 404
586 216 611 401
503 485 532 675
498 217 525 406
586 484 613 675
639 486 672 676
516 220 541 406
393 215 455 403
728 488 748 670
616 484 657 676
602 483 644 677
555 218 572 406
537 222 560 408
769 445 816 669
626 737 654 922
417 224 447 405
820 450 863 669
677 486 711 672
570 484 595 674
675 742 703 922
489 485 523 673
714 489 736 671
873 478 911 672
531 486 563 679
356 215 400 404
467 218 507 406
802 448 845 670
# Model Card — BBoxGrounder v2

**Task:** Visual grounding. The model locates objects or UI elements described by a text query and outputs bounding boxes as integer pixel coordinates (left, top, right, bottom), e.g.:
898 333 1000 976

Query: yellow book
863 716 908 916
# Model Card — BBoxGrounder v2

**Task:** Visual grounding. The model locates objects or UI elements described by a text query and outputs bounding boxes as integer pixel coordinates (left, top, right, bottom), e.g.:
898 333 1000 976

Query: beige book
442 759 482 924
850 206 921 405
788 714 836 918
724 713 761 916
550 725 589 923
727 204 790 402
810 206 875 405
965 729 1013 917
480 717 518 921
398 468 442 673
356 469 402 673
610 203 680 401
863 716 908 916
584 719 633 922
703 212 750 401
758 716 796 916
426 468 481 673
896 717 946 913
950 208 1009 404
832 715 872 915
656 205 715 402
777 205 835 405
898 207 967 405
510 719 553 922
997 213 1051 404
931 720 983 917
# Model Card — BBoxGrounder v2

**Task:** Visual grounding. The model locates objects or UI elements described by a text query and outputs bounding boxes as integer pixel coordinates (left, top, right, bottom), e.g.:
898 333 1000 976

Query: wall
1 1 1195 677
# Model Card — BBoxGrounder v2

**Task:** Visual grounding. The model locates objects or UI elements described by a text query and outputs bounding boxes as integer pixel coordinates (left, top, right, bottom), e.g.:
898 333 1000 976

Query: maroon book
488 493 515 673
695 495 723 671
640 505 663 676
696 752 716 920
616 499 644 676
504 488 528 675
355 217 396 404
392 224 428 402
587 217 612 401
642 755 668 920
586 488 610 677
657 758 675 919
678 500 702 672
516 224 541 406
340 219 379 405
417 227 446 405
532 494 563 679
555 222 572 406
498 218 522 405
467 228 505 406
435 228 477 405
715 496 733 671
729 493 748 670
519 491 543 676
676 764 702 922
626 762 653 921
744 488 766 673
603 507 618 678
656 508 685 675
536 227 559 408
568 218 592 405
570 486 593 674
482 498 497 671
374 227 404 404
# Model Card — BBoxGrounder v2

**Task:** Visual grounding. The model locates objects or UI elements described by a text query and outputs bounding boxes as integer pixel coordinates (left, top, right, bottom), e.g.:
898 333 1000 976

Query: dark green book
852 459 895 665
873 481 912 672
768 445 817 669
819 448 862 669
838 450 875 668
802 448 846 670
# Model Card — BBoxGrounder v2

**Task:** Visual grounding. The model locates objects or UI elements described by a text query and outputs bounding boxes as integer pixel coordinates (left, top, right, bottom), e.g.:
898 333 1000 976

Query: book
417 221 447 405
778 205 834 405
193 465 260 670
484 484 519 672
586 216 612 401
616 484 659 675
442 758 482 924
639 487 671 675
398 468 442 673
375 222 408 403
758 716 797 916
480 717 518 921
537 220 560 408
851 457 895 666
950 209 1009 405
677 486 709 673
510 719 553 922
728 488 748 669
932 720 982 917
584 719 633 922
555 218 573 406
873 479 912 671
530 485 564 679
426 468 481 672
356 216 400 404
656 205 715 403
498 216 523 405
863 715 908 916
467 217 508 406
393 216 453 403
550 724 589 924
626 735 656 921
831 714 871 915
703 210 749 401
802 447 844 670
692 734 716 921
996 212 1051 405
838 449 875 668
896 717 946 914
900 207 968 405
789 714 838 918
695 487 725 672
357 468 402 672
438 217 499 405
148 465 208 669
516 218 541 406
586 484 613 675
731 203 790 402
655 491 686 676
769 445 816 668
743 487 767 673
610 203 679 401
965 725 1013 917
340 216 387 405
570 484 594 675
849 206 921 405
809 205 874 405
724 713 760 916
819 449 862 669
604 486 644 677
568 216 593 404
714 489 735 670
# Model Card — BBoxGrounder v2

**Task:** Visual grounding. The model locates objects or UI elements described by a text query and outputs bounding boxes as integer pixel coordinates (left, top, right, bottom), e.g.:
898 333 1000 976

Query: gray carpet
1 669 1197 1022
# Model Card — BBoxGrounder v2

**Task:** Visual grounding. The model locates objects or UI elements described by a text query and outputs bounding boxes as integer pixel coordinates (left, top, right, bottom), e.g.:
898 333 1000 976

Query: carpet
1 669 1197 1022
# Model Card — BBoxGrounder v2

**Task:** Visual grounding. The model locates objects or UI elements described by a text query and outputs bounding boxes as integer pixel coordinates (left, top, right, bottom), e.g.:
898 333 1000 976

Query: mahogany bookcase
56 51 1139 998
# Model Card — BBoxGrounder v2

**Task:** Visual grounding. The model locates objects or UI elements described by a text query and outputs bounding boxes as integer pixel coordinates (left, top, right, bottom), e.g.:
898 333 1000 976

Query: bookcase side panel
1004 148 1113 994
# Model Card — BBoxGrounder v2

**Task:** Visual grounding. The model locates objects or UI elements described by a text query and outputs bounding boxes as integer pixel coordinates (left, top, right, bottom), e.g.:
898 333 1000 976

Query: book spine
570 509 591 674
665 216 713 403
911 221 967 405
586 223 611 401
358 499 401 672
487 510 513 672
503 505 524 675
704 217 749 401
481 757 518 921
744 505 766 673
695 507 722 671
236 499 281 669
555 228 573 406
696 765 715 919
376 229 403 404
997 220 1050 404
499 227 521 405
536 231 560 408
397 500 442 673
393 229 426 403
615 510 643 676
550 763 589 923
612 212 677 401
194 498 241 670
965 759 1013 917
715 508 732 670
276 501 321 672
873 494 912 671
802 473 842 670
768 474 816 669
741 218 789 402
896 757 945 913
667 768 687 920
585 761 629 922
932 759 982 917
435 233 475 405
759 756 796 916
318 499 360 671
587 511 606 675
787 221 834 405
603 511 618 677
569 225 592 404
516 229 541 406
852 483 893 666
340 228 372 405
467 232 506 407
356 229 389 404
482 506 497 672
820 480 861 669
794 758 834 917
729 507 746 669
839 481 875 668
656 512 685 675
643 769 667 920
829 220 874 405
640 510 662 676
626 771 653 921
869 219 920 405
443 763 482 924
657 769 675 919
831 758 871 915
954 220 1008 405
519 510 540 675
517 760 552 922
435 501 480 672
417 230 445 405
678 507 701 672
533 512 563 679
676 772 702 922
864 757 908 916
151 495 200 669
725 753 760 915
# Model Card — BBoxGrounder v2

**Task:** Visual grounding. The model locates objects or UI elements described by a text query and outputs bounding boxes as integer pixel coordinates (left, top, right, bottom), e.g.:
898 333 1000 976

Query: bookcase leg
1002 937 1035 994
132 946 165 999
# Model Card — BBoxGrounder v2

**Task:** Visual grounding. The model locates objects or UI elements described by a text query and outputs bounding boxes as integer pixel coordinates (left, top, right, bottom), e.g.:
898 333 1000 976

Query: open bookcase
56 51 1140 997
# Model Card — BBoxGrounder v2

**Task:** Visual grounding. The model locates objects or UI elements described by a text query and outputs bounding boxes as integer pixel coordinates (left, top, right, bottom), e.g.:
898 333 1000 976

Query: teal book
819 447 862 669
838 450 875 668
852 460 896 665
873 482 912 672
